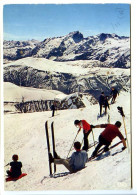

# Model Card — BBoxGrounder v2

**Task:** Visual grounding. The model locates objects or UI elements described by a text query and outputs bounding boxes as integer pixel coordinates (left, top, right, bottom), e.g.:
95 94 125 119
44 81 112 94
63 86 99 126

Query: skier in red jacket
74 120 94 151
89 121 126 158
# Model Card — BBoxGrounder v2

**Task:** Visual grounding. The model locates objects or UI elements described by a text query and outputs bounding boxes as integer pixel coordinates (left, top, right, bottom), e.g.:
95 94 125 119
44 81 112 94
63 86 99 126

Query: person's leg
98 135 111 152
92 134 108 157
6 170 12 176
52 109 55 117
111 96 114 104
105 105 107 115
103 140 111 151
54 158 73 173
92 141 103 157
113 94 117 102
83 130 92 150
100 104 102 116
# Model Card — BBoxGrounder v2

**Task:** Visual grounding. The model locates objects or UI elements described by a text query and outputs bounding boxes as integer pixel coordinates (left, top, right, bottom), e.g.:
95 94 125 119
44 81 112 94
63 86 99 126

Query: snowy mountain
3 57 130 100
3 39 40 64
3 31 130 68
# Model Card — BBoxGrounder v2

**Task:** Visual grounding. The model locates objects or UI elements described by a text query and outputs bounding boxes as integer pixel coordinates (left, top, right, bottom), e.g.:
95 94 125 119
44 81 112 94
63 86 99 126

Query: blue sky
3 4 130 41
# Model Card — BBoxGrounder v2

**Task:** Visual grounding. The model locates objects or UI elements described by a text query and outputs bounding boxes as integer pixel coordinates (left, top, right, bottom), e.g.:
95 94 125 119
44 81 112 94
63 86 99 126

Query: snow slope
4 82 65 102
4 57 130 76
4 91 131 191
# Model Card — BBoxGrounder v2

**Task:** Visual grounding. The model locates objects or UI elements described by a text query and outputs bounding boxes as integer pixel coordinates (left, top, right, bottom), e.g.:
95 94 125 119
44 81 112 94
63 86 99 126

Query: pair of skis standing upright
45 121 56 176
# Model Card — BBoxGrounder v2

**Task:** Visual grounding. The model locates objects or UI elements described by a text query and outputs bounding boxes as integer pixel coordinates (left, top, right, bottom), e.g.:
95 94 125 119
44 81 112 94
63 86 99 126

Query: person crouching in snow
89 121 126 159
6 154 22 178
49 141 88 173
74 120 94 151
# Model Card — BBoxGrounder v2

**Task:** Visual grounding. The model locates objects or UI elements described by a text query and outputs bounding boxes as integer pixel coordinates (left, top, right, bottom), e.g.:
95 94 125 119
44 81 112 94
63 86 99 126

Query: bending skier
49 141 88 173
89 121 126 159
74 120 94 151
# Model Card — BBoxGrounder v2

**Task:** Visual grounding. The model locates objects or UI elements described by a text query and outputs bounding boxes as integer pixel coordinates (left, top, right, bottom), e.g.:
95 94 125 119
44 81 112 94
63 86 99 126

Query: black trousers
92 135 111 156
82 129 92 151
100 104 108 115
52 109 55 117
99 103 103 116
111 94 117 104
6 170 21 178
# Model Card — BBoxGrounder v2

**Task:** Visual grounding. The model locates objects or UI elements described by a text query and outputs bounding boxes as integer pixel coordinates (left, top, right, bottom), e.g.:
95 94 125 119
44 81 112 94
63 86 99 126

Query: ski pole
107 114 110 123
91 130 96 148
67 131 79 158
117 107 129 152
4 163 9 167
122 116 129 152
81 138 84 146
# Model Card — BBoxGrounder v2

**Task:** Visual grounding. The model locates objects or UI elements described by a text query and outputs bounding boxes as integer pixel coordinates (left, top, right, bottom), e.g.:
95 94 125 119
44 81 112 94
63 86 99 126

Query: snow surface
4 82 65 102
4 91 131 191
4 57 91 76
4 57 130 78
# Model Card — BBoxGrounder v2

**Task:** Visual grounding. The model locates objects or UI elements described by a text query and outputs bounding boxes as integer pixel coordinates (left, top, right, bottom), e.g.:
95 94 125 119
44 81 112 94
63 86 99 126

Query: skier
51 102 56 117
110 87 119 104
99 92 105 116
49 141 88 173
74 120 94 151
104 96 110 115
6 154 22 178
89 121 126 159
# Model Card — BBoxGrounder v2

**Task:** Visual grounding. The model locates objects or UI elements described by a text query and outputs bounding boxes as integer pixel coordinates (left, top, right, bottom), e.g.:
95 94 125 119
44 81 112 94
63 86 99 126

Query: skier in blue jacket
49 141 88 173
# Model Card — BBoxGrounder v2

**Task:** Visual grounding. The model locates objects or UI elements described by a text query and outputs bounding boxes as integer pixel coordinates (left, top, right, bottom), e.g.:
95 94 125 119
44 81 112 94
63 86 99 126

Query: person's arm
85 152 88 163
69 153 75 167
94 125 101 128
77 127 81 133
20 162 22 168
5 163 10 167
121 138 126 148
117 131 127 149
94 124 108 128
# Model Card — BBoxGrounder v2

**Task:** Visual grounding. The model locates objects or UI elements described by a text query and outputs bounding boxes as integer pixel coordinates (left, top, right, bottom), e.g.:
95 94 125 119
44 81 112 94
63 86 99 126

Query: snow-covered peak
3 32 130 68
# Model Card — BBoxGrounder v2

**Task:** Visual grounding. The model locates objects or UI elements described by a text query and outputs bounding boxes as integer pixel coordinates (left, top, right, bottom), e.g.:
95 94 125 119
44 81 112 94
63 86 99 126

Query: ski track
4 91 131 191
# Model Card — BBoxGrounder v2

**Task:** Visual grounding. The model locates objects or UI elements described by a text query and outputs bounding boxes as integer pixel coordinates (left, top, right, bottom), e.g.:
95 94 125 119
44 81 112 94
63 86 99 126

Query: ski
51 122 56 173
88 138 126 161
88 141 98 149
70 141 98 151
45 121 52 176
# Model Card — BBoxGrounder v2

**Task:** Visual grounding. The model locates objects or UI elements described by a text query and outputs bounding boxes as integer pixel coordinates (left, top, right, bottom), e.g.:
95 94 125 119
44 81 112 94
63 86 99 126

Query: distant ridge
3 31 130 68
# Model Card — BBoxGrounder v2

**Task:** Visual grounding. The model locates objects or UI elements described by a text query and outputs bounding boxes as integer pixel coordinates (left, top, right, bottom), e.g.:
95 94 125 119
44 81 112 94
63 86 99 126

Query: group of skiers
51 87 119 118
99 87 119 116
48 87 127 173
6 86 125 178
49 119 126 173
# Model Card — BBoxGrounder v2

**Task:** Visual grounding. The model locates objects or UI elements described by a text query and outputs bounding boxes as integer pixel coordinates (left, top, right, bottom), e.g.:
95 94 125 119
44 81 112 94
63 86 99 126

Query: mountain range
3 31 130 68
